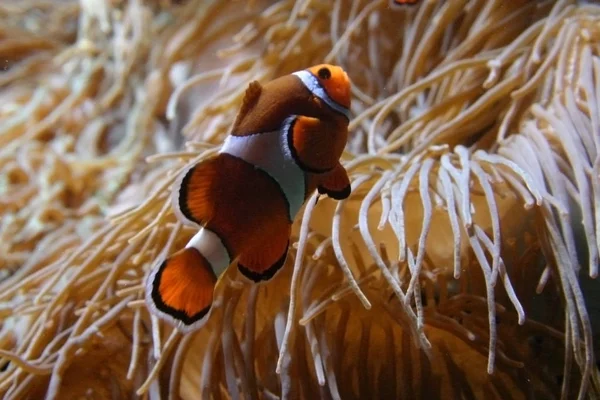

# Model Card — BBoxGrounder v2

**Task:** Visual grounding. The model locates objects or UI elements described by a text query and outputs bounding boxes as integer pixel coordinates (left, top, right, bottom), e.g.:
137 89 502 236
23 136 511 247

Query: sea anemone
1 0 600 399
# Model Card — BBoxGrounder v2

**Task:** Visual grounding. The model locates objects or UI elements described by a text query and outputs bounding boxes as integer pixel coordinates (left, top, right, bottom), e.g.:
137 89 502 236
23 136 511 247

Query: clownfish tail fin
146 229 231 332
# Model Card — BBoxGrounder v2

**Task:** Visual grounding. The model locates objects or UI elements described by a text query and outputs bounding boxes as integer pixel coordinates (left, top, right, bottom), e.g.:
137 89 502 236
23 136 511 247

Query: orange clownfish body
146 64 352 332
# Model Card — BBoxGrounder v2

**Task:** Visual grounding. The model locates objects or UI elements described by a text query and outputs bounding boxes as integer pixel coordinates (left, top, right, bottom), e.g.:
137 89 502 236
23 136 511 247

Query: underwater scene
1 0 600 399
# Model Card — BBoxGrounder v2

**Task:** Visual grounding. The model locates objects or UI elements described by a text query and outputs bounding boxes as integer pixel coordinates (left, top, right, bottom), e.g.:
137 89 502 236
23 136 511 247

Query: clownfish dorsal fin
233 80 262 131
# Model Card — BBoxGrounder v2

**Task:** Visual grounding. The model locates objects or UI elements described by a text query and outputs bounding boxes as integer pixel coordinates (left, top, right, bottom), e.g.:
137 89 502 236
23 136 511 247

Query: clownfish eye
318 67 331 80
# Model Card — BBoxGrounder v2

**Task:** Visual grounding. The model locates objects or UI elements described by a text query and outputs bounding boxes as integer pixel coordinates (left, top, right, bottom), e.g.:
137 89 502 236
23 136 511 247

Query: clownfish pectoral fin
317 162 351 200
283 115 346 173
237 224 292 283
232 80 263 136
146 247 218 332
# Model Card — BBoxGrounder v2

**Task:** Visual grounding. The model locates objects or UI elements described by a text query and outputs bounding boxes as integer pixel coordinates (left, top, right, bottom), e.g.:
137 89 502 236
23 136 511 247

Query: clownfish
390 0 420 7
145 64 352 332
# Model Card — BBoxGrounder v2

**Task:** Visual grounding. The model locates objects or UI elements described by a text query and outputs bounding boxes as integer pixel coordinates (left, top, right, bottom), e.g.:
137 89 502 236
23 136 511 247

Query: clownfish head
306 64 351 109
292 64 352 120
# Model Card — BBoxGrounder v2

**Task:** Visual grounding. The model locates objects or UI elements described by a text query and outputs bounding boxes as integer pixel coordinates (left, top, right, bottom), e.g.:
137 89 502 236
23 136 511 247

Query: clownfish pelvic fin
316 162 351 200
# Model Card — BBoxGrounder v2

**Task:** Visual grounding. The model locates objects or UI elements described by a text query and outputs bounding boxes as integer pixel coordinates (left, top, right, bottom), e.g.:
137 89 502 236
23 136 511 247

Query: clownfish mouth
292 70 352 121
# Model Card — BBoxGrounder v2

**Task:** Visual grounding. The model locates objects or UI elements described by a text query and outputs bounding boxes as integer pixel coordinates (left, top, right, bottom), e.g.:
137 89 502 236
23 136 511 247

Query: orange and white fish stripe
146 64 352 332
